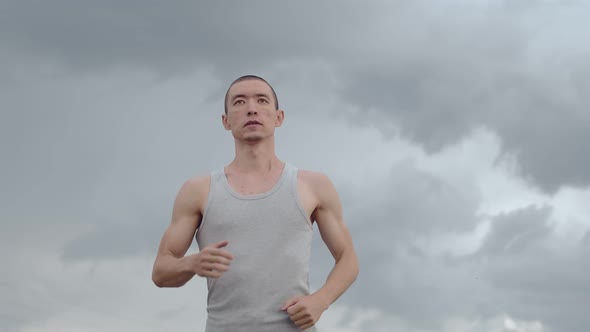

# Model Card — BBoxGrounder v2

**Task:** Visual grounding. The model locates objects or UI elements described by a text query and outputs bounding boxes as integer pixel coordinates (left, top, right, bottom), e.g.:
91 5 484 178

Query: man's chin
242 135 265 142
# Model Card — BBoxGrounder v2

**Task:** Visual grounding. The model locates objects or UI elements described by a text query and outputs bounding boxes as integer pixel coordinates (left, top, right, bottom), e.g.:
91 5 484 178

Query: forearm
152 254 196 288
314 249 359 307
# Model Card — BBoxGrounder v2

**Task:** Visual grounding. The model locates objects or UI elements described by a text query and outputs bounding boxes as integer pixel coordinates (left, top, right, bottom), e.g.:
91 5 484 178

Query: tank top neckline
219 162 291 200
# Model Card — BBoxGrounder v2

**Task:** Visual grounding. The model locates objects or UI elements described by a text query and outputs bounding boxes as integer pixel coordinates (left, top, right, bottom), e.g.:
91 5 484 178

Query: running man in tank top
151 75 359 331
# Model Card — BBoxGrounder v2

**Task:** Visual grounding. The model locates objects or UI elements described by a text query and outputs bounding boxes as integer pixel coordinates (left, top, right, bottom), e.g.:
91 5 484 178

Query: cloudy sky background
2 0 589 331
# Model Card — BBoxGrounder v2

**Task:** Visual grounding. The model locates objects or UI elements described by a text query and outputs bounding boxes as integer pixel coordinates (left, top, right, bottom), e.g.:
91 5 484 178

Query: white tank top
196 163 316 332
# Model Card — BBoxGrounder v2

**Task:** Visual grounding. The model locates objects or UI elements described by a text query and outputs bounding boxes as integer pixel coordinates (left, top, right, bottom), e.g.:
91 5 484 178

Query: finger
287 303 303 315
296 316 315 329
204 256 232 266
291 314 312 326
202 262 230 272
289 310 308 321
208 248 234 261
299 321 315 330
211 240 229 249
201 268 224 278
281 297 299 311
211 263 229 272
294 316 312 325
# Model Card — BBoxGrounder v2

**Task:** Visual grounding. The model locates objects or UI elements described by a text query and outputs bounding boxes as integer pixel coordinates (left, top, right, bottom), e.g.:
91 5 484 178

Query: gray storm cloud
2 1 590 332
4 0 586 192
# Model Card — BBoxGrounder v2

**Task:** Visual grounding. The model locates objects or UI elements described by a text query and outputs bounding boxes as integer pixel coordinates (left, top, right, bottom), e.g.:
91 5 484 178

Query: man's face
223 79 284 142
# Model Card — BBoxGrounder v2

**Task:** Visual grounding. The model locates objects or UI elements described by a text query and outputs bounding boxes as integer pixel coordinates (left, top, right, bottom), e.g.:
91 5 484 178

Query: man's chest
225 173 318 223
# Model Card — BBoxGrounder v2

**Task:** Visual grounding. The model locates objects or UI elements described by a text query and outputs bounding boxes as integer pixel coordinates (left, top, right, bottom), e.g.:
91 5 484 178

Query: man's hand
189 240 233 278
281 294 329 330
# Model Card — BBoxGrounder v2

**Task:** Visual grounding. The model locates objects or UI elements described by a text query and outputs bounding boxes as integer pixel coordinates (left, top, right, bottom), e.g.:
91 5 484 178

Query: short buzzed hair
224 75 279 114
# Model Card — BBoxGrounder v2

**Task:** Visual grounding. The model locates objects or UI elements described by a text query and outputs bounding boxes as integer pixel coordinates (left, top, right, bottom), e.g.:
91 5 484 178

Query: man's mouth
244 120 262 127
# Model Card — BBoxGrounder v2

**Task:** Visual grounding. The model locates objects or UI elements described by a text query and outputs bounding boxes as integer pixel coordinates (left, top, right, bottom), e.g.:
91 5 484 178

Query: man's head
222 75 284 142
224 75 279 114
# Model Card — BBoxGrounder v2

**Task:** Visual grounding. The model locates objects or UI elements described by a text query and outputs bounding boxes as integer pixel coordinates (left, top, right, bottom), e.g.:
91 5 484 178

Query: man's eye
234 100 245 105
258 99 268 103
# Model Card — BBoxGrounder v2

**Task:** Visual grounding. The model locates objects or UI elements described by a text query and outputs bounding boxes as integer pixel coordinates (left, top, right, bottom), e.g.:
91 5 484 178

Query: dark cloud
310 161 484 325
3 0 588 191
1 225 73 332
60 199 169 261
363 160 480 235
2 1 590 331
471 205 590 332
317 163 590 332
474 206 553 257
346 59 590 193
0 67 229 265
0 0 378 78
339 3 590 193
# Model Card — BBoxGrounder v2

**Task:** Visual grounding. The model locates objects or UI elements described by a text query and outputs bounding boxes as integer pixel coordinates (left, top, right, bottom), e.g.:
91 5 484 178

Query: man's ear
222 113 231 130
275 109 285 127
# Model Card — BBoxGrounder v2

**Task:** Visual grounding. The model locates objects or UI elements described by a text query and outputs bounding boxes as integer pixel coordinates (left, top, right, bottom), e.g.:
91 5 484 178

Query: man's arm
152 176 233 288
282 172 359 330
310 173 359 305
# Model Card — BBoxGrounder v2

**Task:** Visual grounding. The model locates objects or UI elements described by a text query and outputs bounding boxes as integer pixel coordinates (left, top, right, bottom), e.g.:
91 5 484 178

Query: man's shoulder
294 167 341 211
183 172 211 188
297 168 327 180
295 168 335 190
177 173 211 201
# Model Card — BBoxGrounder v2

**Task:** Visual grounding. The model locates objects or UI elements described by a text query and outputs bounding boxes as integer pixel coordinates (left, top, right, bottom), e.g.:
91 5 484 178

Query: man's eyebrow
231 94 247 102
231 93 270 101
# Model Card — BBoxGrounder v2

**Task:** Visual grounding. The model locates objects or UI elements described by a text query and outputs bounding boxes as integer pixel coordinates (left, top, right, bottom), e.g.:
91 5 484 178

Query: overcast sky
2 1 589 331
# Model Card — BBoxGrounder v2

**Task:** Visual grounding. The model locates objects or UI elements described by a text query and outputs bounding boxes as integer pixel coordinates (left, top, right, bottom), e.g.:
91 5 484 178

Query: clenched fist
281 294 329 330
189 240 234 278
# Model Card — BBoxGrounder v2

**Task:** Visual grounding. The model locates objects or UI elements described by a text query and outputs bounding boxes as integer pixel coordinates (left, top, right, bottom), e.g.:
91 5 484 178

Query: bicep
314 175 354 260
157 178 206 258
158 215 199 259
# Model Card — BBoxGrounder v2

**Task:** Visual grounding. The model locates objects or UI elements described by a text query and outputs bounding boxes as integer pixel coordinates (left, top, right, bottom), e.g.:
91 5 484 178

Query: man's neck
229 140 282 174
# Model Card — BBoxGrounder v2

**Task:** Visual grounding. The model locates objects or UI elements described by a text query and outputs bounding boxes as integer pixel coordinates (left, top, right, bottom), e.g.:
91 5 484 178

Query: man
152 75 359 331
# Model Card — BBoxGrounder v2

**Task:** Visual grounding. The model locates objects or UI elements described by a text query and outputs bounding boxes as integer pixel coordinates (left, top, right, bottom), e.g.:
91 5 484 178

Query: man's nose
246 101 258 115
